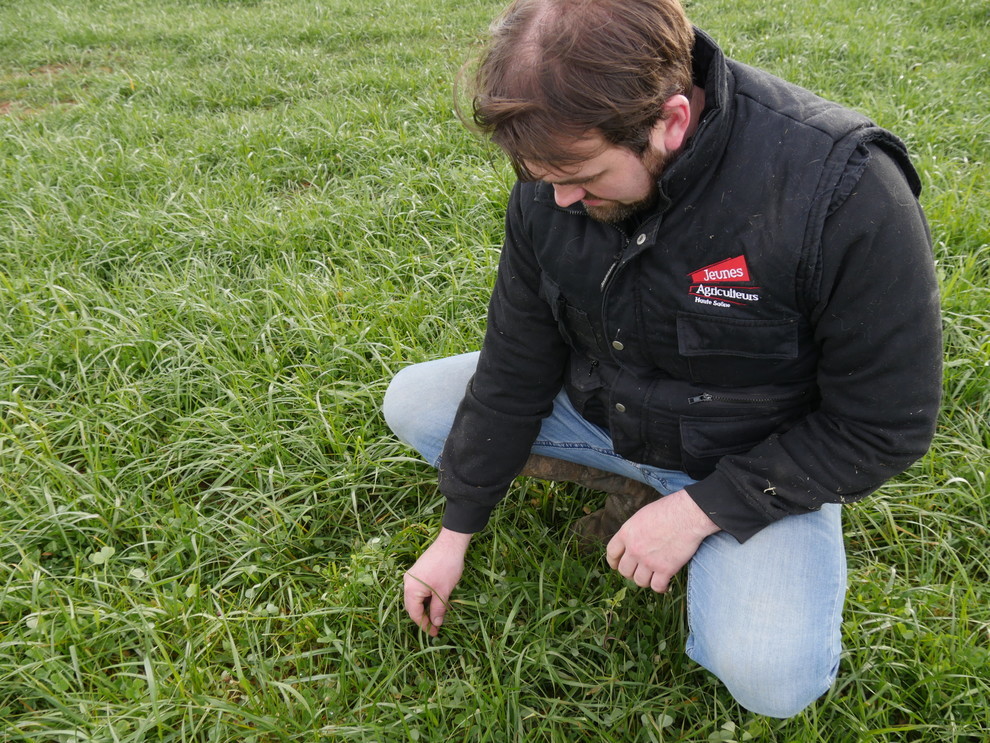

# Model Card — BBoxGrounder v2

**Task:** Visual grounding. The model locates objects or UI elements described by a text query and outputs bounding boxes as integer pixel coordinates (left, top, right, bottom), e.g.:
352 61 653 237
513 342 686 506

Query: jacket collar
654 28 733 212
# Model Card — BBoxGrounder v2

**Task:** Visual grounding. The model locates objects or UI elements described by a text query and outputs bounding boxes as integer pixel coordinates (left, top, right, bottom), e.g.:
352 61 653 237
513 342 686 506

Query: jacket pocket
678 409 801 479
676 311 801 385
567 353 603 393
541 274 606 355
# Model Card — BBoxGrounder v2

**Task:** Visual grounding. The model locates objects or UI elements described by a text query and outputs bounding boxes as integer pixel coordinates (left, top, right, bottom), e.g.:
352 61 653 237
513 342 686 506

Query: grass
0 0 987 740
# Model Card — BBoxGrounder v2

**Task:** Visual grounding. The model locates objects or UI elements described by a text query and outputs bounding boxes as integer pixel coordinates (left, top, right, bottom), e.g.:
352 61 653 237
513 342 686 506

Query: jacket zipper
688 391 806 405
600 257 622 292
600 231 629 292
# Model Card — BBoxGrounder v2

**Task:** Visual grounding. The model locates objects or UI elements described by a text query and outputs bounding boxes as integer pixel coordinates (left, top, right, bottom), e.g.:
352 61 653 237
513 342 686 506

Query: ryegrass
0 0 987 740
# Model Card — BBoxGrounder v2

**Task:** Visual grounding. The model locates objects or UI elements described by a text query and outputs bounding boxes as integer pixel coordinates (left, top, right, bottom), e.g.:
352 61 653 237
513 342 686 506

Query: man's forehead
522 133 609 182
525 162 594 183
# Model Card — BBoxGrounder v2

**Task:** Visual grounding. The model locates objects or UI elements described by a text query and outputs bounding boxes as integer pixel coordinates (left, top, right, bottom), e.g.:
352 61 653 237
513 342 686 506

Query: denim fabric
383 352 846 717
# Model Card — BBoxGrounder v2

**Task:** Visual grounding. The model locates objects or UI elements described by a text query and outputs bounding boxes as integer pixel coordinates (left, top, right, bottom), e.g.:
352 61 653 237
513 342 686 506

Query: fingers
403 591 427 632
607 535 671 593
632 564 653 589
605 537 624 571
649 572 670 594
403 574 438 636
429 600 446 633
611 551 670 592
404 572 450 637
624 563 670 593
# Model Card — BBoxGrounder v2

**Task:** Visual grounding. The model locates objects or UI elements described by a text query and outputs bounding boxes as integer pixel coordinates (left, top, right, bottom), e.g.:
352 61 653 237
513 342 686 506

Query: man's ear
649 94 692 154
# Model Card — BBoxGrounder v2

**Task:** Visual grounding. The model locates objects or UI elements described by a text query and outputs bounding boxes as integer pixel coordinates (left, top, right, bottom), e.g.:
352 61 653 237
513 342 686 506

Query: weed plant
0 0 987 741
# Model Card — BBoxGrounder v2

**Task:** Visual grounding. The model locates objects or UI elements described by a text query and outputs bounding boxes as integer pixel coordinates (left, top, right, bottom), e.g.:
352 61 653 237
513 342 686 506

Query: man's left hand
606 489 721 593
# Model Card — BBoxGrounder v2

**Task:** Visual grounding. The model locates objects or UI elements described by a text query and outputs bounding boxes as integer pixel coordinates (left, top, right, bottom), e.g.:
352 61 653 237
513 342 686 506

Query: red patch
688 256 751 284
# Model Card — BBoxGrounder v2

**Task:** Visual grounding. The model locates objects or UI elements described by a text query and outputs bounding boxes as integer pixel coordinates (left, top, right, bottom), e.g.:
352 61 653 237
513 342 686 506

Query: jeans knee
729 669 834 718
692 640 839 718
382 357 475 465
382 366 419 446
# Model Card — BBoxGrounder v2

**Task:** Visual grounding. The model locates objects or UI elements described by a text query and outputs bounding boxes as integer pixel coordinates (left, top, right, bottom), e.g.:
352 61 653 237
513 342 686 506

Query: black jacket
438 31 942 541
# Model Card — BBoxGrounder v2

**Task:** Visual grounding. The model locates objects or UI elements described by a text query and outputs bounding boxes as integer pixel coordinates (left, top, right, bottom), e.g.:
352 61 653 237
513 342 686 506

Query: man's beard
582 146 673 224
582 190 658 224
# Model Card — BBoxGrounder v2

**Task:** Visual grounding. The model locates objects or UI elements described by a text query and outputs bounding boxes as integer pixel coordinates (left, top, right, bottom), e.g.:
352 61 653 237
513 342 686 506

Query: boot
519 453 661 549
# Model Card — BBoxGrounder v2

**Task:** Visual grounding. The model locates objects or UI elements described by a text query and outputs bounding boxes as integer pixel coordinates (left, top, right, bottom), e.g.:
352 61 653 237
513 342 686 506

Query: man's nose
553 183 585 208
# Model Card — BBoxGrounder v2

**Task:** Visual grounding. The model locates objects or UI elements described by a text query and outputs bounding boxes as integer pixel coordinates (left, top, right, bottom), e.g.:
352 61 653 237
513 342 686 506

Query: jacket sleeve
438 185 570 533
686 145 943 542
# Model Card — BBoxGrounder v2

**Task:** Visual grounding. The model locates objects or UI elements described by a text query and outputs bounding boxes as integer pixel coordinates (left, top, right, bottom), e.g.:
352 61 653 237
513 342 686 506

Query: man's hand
403 528 472 637
606 489 720 593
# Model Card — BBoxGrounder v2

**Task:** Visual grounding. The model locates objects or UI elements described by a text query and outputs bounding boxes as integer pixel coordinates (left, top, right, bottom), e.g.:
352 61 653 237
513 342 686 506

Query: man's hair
468 0 694 180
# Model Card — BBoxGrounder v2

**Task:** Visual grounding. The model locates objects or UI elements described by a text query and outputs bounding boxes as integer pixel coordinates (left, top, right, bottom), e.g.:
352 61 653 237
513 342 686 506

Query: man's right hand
403 528 472 637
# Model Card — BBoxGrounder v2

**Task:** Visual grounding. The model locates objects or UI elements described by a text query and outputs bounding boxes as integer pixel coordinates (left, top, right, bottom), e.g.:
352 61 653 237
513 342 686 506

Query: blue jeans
383 352 846 718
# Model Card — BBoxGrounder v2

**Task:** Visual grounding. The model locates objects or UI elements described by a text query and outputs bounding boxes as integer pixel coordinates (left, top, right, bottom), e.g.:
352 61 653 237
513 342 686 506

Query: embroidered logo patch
688 256 760 307
689 255 750 284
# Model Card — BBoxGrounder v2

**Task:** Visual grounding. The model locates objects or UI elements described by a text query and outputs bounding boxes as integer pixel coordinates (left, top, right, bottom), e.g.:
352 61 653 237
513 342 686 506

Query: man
383 0 941 718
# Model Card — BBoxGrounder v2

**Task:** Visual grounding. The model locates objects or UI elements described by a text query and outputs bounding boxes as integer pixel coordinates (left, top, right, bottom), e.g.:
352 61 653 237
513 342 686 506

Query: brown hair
467 0 694 179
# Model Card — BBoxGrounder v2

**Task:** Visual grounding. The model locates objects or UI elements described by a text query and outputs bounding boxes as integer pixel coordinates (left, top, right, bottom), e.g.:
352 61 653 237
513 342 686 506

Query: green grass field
1 0 987 740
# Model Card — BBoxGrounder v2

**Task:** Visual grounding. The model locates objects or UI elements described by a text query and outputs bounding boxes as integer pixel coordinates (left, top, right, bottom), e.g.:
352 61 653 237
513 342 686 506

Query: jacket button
636 233 647 245
612 340 624 351
614 403 626 413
